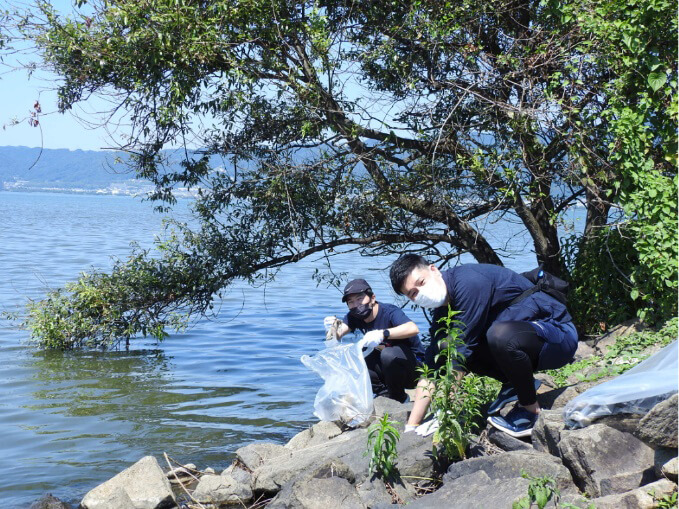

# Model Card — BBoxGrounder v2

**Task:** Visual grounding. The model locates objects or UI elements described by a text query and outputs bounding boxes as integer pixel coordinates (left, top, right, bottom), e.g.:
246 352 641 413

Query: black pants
364 343 419 403
427 321 545 406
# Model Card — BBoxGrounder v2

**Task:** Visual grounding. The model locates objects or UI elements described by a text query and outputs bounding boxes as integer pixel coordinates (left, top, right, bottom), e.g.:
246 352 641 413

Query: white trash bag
563 340 678 429
301 340 373 427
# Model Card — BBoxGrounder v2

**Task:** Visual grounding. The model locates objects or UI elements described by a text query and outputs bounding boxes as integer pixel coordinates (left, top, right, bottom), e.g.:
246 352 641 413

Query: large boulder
636 394 678 449
588 478 677 509
559 424 657 497
444 450 575 492
80 456 175 509
408 469 530 508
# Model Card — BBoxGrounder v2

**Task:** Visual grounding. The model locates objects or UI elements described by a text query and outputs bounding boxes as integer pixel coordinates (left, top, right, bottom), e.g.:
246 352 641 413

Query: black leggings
364 343 419 402
466 321 544 406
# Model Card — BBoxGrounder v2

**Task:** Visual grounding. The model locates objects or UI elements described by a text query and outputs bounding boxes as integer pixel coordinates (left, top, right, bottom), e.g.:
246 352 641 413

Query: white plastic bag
563 340 678 429
301 341 374 427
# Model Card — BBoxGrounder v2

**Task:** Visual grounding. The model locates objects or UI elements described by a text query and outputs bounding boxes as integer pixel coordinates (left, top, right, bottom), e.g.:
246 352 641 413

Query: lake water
0 191 584 507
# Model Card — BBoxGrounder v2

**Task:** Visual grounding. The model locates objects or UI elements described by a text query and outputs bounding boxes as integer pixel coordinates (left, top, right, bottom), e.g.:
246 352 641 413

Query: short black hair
389 254 430 295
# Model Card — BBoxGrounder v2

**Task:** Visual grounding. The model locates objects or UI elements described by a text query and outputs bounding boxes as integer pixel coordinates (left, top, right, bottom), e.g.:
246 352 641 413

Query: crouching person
324 278 425 403
389 255 578 438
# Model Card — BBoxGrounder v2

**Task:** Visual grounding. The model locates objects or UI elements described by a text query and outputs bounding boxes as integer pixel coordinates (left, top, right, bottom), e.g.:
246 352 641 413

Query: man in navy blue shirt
389 255 578 438
324 278 425 403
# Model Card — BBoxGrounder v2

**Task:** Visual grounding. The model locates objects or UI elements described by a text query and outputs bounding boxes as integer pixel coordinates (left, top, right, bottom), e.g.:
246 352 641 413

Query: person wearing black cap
323 278 425 403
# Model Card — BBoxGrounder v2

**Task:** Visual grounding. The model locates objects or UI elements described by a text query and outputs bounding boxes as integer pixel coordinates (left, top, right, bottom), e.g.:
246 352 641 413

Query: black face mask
349 303 372 320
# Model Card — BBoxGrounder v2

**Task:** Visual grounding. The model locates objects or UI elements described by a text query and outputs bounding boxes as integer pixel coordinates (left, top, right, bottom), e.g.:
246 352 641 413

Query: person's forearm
384 321 419 340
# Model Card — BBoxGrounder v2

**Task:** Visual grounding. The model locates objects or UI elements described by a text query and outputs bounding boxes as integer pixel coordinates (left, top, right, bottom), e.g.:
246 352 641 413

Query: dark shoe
487 405 539 438
487 379 542 416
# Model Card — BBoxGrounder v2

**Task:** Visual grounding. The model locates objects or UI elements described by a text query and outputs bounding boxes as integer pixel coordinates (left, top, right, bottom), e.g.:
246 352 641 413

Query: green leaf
648 72 667 92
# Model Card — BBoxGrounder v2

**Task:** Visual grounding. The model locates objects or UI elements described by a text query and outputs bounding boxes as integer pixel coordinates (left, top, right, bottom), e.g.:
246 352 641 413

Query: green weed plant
419 309 499 461
366 413 400 480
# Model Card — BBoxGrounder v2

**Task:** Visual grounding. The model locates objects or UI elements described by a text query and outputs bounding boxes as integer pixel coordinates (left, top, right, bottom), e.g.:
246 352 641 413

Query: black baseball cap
342 279 372 302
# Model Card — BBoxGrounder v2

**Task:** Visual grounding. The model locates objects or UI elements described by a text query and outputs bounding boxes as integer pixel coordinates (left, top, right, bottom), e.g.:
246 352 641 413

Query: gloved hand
323 316 337 332
416 417 439 437
361 329 384 350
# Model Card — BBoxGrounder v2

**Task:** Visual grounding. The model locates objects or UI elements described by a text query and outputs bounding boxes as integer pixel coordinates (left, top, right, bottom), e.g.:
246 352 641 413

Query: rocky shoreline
31 322 678 509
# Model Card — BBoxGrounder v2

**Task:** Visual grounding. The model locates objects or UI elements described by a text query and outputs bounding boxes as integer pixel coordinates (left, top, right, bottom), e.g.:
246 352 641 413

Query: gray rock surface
192 472 253 505
487 426 533 452
252 428 368 493
588 478 677 509
637 394 678 449
373 396 410 424
267 476 365 509
444 449 575 492
285 421 343 450
395 429 436 477
559 424 657 497
409 469 530 508
28 494 73 509
658 454 678 483
532 409 566 457
267 460 363 509
356 478 393 508
236 442 289 471
80 456 175 509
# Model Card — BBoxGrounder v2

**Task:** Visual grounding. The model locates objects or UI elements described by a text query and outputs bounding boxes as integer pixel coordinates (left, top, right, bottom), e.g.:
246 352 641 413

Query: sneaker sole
486 416 534 438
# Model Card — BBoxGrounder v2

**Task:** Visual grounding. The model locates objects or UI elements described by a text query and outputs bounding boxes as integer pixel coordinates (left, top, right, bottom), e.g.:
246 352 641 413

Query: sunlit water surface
0 191 584 507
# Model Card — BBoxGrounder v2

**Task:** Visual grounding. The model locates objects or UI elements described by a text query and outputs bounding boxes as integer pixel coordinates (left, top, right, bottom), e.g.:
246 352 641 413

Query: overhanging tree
4 0 676 348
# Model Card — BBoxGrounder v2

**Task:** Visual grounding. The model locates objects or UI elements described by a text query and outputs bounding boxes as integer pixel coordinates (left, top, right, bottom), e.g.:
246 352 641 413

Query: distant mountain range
0 146 151 195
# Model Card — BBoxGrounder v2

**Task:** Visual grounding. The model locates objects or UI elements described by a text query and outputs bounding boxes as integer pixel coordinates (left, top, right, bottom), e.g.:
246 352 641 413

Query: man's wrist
383 329 390 340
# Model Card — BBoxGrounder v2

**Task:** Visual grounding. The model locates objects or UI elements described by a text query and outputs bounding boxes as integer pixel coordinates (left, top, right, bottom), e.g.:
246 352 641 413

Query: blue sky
0 0 109 150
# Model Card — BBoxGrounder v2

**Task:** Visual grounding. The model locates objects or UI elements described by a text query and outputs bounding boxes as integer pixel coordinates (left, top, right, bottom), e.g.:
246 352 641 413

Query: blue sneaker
487 379 543 416
487 405 539 438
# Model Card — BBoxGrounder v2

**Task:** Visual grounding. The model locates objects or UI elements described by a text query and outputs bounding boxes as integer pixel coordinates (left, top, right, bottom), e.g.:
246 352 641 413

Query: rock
588 478 677 509
252 428 369 494
29 494 73 509
203 467 215 475
487 427 532 452
373 396 410 424
532 409 566 457
655 450 678 482
356 478 393 507
637 394 678 449
236 442 289 471
395 429 437 477
267 460 363 509
597 413 646 435
408 469 530 508
80 456 175 509
285 421 343 450
221 463 253 485
166 463 198 484
559 424 657 497
574 341 596 362
192 472 253 506
443 450 575 492
268 476 365 509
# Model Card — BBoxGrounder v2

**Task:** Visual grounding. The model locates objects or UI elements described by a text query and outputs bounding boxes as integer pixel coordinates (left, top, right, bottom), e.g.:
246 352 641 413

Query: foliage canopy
2 0 676 347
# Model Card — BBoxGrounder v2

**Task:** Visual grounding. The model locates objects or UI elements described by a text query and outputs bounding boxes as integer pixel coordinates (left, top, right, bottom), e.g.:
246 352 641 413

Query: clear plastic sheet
563 340 678 429
301 341 374 427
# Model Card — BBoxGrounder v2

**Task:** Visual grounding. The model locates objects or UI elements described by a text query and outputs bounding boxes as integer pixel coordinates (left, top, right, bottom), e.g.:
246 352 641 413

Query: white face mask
413 278 447 308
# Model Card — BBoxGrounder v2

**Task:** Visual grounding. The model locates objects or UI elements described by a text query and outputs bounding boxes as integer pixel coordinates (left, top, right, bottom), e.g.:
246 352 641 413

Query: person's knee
486 322 513 351
379 347 402 369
